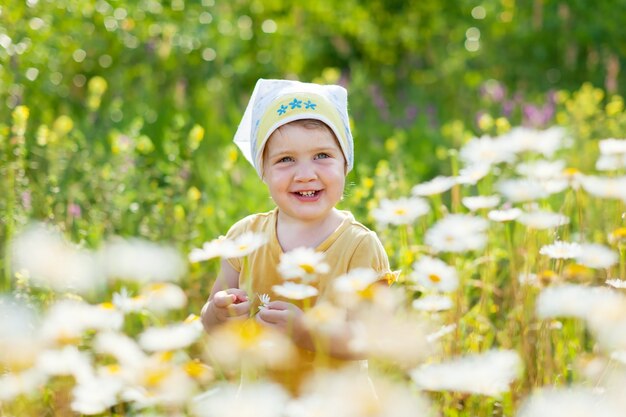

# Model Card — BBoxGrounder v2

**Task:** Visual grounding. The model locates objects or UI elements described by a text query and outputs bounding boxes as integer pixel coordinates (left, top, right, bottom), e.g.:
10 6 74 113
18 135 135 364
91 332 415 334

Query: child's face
262 121 346 224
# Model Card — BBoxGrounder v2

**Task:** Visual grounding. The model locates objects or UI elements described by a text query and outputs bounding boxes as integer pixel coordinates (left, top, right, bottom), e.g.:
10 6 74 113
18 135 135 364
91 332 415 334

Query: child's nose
294 162 317 182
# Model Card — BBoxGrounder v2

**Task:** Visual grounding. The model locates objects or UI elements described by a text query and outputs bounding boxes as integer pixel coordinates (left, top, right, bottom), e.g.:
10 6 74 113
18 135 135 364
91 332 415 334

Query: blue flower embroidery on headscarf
277 104 288 115
304 100 317 109
289 98 302 109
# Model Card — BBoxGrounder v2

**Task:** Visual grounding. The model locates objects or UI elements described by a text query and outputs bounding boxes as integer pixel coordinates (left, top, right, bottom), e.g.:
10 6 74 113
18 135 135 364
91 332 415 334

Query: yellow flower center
299 263 315 274
394 208 407 216
237 320 264 348
429 274 442 283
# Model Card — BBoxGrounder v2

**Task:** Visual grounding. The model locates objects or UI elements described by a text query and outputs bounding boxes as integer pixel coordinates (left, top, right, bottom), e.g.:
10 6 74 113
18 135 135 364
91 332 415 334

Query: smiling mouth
294 190 320 197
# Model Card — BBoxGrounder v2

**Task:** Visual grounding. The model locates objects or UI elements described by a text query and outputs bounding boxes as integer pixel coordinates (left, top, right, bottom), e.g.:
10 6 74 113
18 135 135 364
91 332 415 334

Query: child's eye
314 153 330 160
277 156 294 163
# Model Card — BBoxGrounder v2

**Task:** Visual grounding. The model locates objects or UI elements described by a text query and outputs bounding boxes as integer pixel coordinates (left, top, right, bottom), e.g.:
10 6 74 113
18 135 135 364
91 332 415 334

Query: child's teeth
300 191 315 196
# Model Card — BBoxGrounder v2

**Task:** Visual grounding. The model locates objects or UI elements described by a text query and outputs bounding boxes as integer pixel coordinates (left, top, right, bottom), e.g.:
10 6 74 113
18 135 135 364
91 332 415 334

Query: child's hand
256 301 311 348
209 289 250 323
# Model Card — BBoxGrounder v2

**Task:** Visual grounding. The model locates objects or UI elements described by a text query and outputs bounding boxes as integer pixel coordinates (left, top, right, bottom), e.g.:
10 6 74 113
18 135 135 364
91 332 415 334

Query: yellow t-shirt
225 207 391 306
223 207 391 393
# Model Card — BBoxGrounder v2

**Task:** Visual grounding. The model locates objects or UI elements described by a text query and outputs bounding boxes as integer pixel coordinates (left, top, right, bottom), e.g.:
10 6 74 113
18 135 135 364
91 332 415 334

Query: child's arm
200 259 250 332
257 301 364 360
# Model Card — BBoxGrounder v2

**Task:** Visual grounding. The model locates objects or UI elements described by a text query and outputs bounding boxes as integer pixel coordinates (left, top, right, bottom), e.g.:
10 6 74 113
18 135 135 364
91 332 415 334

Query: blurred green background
1 0 625 292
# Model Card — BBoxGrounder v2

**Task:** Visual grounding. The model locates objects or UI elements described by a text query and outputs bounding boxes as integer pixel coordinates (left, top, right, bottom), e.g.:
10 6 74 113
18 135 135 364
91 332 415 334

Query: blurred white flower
349 309 432 366
192 382 289 417
606 279 626 289
517 387 622 417
411 176 456 196
225 232 270 257
517 210 569 229
459 135 517 166
502 126 569 157
410 349 522 396
272 282 319 300
278 247 329 282
599 138 626 155
576 243 618 269
41 300 123 346
579 175 626 201
457 163 491 185
37 346 94 383
409 256 459 292
539 241 582 259
10 223 101 293
412 294 453 312
138 322 203 352
425 214 488 253
0 297 42 370
370 197 429 226
71 375 124 415
332 268 380 307
596 154 626 171
100 237 186 283
0 368 47 401
290 369 435 417
536 284 624 320
518 272 540 287
111 287 144 313
301 301 348 334
462 195 500 211
205 320 297 371
426 323 457 343
140 282 187 312
488 207 522 222
189 236 233 262
496 178 549 202
516 159 566 180
94 331 147 368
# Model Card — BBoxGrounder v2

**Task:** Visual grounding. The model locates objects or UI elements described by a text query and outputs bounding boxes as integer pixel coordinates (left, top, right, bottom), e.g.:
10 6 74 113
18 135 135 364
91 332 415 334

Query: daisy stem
241 256 255 317
449 148 461 213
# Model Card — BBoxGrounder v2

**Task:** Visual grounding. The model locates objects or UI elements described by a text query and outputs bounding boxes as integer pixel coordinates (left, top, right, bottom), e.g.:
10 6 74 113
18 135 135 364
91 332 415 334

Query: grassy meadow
2 1 626 416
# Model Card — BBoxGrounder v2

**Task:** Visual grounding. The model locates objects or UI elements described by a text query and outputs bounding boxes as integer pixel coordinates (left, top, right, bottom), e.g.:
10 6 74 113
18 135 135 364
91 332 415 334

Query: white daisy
462 195 500 211
410 349 522 396
517 387 622 417
425 214 488 253
71 375 124 415
258 293 271 308
516 159 566 180
535 284 624 320
606 279 626 289
0 297 42 370
223 232 269 258
138 322 203 352
409 256 459 292
411 176 457 196
456 163 491 185
516 210 570 230
140 282 187 312
188 236 234 262
277 247 329 282
10 223 101 294
579 175 626 201
599 138 626 155
575 243 619 269
539 241 582 259
37 346 94 383
596 154 626 171
370 197 430 226
93 331 147 368
488 207 523 222
459 135 517 167
100 237 186 283
0 368 47 401
272 282 319 300
412 294 453 312
496 178 549 202
332 268 380 295
502 126 569 157
192 382 289 417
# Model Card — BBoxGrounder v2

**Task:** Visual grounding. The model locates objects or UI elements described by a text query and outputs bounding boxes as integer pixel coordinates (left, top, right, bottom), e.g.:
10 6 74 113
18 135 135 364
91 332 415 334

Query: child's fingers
212 291 236 308
257 307 287 324
226 300 250 317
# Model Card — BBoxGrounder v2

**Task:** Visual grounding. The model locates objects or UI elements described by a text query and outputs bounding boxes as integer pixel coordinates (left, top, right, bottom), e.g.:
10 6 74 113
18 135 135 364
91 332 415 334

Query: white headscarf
233 78 354 176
